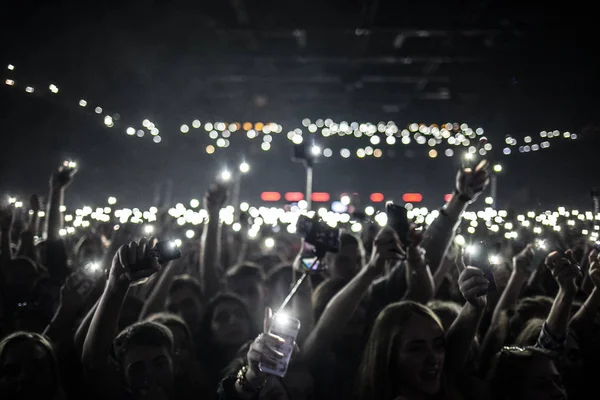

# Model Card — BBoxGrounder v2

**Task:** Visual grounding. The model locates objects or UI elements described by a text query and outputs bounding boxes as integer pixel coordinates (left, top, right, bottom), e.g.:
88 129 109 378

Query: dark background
1 0 599 210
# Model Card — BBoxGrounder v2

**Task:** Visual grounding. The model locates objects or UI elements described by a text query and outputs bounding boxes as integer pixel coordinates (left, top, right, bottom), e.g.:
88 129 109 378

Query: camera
295 215 340 254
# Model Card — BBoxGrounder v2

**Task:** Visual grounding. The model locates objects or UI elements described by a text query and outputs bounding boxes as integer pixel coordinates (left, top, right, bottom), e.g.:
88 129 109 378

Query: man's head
114 322 175 400
226 262 266 324
327 233 365 281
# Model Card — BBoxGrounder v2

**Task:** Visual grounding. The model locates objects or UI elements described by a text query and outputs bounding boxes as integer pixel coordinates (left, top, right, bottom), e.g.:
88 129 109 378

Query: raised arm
200 183 227 300
28 195 41 237
17 195 40 260
570 249 600 332
489 245 534 328
423 160 489 276
82 238 160 372
446 262 489 372
536 250 580 353
0 206 14 266
303 227 401 367
46 163 76 241
403 227 434 304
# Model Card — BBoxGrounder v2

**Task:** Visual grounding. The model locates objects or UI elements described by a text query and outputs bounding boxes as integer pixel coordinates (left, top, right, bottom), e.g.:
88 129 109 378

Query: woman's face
210 301 250 346
394 314 445 396
0 341 57 399
518 356 567 400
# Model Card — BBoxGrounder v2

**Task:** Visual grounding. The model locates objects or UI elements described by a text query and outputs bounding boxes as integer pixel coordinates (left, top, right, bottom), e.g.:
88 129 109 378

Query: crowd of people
0 159 599 400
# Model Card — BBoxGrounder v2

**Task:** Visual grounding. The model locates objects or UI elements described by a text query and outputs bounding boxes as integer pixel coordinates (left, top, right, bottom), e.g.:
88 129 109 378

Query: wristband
236 365 266 394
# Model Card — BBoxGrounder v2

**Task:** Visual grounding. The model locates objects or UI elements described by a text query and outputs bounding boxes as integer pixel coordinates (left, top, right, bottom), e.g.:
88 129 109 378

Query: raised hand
545 250 582 295
204 182 228 214
367 227 403 276
458 266 489 309
513 244 535 274
109 237 161 285
50 161 78 190
455 159 490 203
0 205 14 231
405 225 426 269
245 308 286 383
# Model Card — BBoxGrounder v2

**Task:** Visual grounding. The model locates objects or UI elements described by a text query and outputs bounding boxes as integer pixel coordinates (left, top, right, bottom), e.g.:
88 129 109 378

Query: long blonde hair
357 301 443 400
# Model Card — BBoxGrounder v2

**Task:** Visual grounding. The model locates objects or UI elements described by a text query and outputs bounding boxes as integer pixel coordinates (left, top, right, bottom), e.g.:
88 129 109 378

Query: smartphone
151 240 182 263
259 313 301 377
301 256 321 272
386 203 409 246
467 241 497 295
128 240 182 274
527 241 548 273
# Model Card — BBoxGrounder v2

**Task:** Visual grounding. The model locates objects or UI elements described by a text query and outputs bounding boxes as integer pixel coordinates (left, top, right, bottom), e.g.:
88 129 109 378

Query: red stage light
285 192 304 202
311 192 330 202
444 193 453 202
261 192 281 202
402 193 423 203
370 193 385 202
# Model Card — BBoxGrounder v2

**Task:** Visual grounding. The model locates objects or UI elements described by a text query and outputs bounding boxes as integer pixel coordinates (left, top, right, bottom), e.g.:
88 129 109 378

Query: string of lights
2 64 161 143
178 118 578 161
4 63 579 157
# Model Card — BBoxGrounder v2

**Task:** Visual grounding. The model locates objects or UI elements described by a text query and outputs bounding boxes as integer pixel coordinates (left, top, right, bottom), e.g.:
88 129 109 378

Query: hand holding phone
52 161 78 190
110 238 163 285
465 241 496 295
458 266 489 309
514 243 540 274
456 159 489 203
257 308 300 378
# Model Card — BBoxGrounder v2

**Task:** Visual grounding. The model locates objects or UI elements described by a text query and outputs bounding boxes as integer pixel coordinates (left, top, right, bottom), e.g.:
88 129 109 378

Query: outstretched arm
446 263 489 372
423 159 490 276
82 239 160 372
403 228 434 304
537 250 580 353
303 227 401 367
200 183 227 300
46 163 76 241
570 249 600 332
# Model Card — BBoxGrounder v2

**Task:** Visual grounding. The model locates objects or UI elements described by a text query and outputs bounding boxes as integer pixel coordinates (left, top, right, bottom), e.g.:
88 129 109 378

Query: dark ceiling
1 0 598 208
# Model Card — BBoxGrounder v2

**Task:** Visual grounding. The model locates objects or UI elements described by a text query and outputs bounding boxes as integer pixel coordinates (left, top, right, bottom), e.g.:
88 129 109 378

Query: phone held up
386 203 410 246
122 240 183 278
466 241 497 296
259 313 301 378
